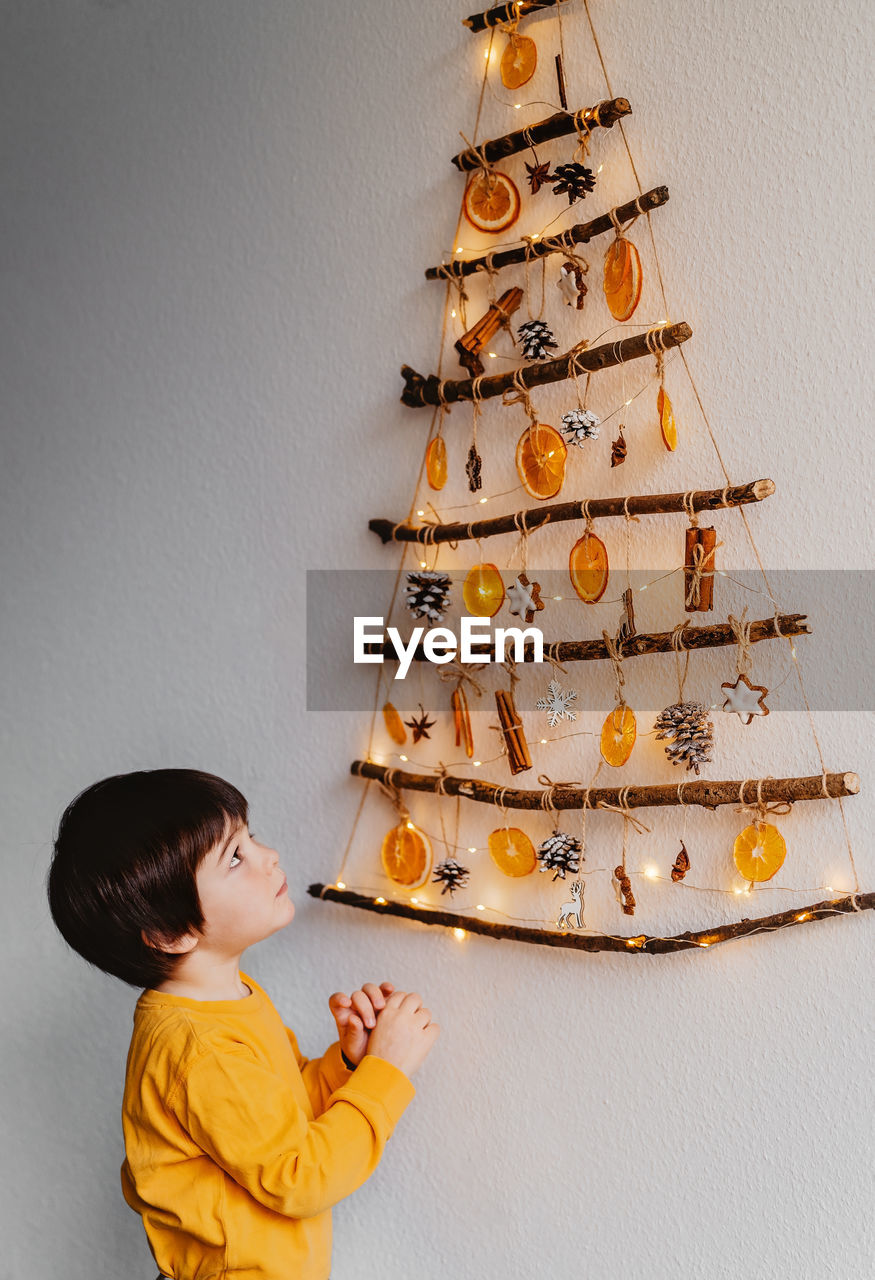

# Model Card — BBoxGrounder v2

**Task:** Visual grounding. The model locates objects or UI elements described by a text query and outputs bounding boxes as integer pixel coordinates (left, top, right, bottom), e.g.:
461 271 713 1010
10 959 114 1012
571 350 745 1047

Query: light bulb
479 496 488 503
454 928 467 940
336 881 346 890
473 760 482 767
468 847 477 853
399 755 408 762
376 897 386 905
406 821 414 830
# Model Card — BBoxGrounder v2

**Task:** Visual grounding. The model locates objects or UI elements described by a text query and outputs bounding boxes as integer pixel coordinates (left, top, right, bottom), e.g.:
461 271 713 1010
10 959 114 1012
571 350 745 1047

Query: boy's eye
229 850 242 868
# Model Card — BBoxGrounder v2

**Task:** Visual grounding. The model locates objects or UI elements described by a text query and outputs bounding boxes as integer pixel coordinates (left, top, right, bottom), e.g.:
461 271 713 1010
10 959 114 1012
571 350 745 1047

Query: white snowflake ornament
506 572 545 624
721 674 770 725
536 679 578 727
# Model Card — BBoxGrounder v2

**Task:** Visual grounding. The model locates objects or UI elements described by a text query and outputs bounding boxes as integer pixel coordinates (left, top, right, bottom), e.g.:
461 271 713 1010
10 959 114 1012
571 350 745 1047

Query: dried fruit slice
463 170 521 235
658 386 678 451
381 821 432 888
500 34 538 89
515 423 567 499
426 435 447 489
382 701 407 746
463 563 505 617
569 531 609 603
600 704 637 767
603 236 642 321
488 827 537 877
733 821 786 883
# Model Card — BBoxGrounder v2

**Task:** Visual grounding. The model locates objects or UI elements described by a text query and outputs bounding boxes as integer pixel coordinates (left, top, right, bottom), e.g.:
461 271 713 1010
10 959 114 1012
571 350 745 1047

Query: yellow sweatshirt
120 971 415 1280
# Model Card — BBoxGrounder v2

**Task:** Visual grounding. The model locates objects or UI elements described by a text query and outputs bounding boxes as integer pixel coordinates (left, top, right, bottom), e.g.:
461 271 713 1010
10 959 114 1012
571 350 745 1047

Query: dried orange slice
463 170 521 235
569 531 609 603
600 704 637 767
382 701 407 746
426 435 447 489
515 423 567 499
463 563 505 616
657 386 678 451
381 821 432 888
500 34 537 89
733 822 786 883
603 236 642 321
488 827 537 877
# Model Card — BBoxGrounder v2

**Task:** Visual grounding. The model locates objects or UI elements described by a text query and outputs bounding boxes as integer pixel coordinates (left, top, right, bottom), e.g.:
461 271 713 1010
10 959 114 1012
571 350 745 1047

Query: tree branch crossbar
308 883 874 954
462 1 558 32
452 99 631 170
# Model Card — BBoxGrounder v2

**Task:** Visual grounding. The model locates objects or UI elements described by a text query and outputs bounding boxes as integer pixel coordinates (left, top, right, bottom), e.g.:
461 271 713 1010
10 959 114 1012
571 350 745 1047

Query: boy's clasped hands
328 982 439 1079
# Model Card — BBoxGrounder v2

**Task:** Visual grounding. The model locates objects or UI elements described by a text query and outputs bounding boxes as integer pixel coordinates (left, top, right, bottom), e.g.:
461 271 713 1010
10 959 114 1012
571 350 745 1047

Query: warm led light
399 755 408 762
417 509 424 516
488 351 497 358
625 399 632 406
336 882 346 890
420 561 427 568
451 309 456 318
376 897 386 905
797 913 808 922
531 233 539 241
597 164 604 173
476 904 485 911
514 103 521 109
826 886 834 892
406 821 415 830
411 897 419 904
734 887 744 895
540 738 547 744
456 247 464 254
479 496 488 503
468 847 477 853
473 760 482 767
790 646 797 659
644 866 658 879
639 584 648 592
454 927 467 939
553 595 563 601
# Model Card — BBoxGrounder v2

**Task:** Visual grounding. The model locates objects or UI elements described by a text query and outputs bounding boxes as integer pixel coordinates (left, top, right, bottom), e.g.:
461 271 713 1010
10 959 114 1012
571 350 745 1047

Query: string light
453 928 467 939
336 882 346 890
399 754 408 762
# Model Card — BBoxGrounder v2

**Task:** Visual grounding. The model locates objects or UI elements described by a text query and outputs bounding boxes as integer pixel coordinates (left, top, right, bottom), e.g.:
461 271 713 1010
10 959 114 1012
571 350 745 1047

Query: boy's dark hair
47 768 248 989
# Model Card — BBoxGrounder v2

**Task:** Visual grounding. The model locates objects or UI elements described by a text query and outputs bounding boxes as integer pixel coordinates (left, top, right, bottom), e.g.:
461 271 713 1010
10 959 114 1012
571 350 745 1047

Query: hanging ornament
404 704 436 744
495 687 532 775
466 442 483 492
536 678 578 727
517 319 559 361
463 563 505 616
515 422 567 500
405 570 452 623
500 29 538 89
382 701 407 746
617 587 636 642
658 384 678 451
603 235 642 322
451 685 474 758
614 865 636 914
569 531 609 603
671 841 691 882
556 879 585 930
610 427 627 467
488 827 537 877
721 673 770 724
425 435 447 490
537 830 582 880
455 287 523 377
600 704 637 768
684 526 717 612
381 821 432 888
557 259 588 309
654 701 714 774
462 169 521 235
524 154 553 195
506 572 544 623
560 407 600 446
733 821 786 883
550 162 596 205
432 858 471 896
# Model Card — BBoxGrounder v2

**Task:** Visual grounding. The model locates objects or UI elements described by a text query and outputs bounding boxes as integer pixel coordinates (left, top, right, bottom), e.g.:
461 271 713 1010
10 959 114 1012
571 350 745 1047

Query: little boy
47 767 439 1280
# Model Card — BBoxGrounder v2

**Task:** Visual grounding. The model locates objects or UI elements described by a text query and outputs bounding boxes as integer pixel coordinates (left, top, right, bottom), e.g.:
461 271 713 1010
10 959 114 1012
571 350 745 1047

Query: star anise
551 163 596 205
525 158 553 195
405 703 436 744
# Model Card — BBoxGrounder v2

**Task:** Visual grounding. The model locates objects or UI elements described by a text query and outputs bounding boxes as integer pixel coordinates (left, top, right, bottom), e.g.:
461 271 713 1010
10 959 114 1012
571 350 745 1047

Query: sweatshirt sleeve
285 1027 352 1115
169 1044 415 1220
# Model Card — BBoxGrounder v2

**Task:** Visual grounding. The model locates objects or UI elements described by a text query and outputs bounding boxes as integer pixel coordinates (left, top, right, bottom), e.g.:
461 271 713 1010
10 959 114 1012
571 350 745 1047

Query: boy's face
191 819 295 958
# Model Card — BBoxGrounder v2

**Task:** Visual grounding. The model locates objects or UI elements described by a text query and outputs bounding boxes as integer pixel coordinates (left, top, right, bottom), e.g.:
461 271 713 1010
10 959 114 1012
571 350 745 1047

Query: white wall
2 1 872 1277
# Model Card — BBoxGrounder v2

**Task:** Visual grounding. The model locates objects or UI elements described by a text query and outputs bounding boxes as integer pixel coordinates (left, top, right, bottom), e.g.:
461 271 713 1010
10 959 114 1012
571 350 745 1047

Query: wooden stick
426 187 669 280
401 323 692 408
463 0 557 32
350 761 860 811
308 883 874 955
364 613 810 665
453 99 631 170
369 479 775 545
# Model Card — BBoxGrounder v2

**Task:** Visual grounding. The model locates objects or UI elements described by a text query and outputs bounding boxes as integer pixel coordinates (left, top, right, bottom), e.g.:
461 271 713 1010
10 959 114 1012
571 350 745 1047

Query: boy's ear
141 928 198 956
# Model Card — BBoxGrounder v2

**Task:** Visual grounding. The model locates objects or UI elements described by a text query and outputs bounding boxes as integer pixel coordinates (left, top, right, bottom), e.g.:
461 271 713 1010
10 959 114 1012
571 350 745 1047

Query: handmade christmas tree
310 0 870 954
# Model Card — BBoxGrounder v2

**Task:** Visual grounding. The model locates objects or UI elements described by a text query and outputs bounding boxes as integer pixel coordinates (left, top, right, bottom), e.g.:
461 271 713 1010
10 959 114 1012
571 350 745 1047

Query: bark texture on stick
463 0 556 32
365 613 810 665
426 188 669 280
401 324 691 408
453 100 631 170
351 760 860 811
369 479 775 544
309 884 874 955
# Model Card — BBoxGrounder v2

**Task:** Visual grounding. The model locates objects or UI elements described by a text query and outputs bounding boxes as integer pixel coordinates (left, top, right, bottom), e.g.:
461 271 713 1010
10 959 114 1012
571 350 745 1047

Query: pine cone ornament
654 701 714 774
537 830 582 880
404 571 452 624
551 163 596 204
560 408 601 446
517 319 559 361
432 859 471 896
